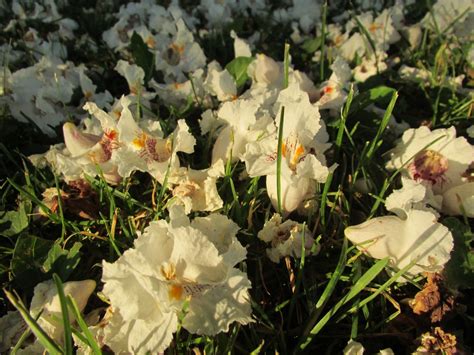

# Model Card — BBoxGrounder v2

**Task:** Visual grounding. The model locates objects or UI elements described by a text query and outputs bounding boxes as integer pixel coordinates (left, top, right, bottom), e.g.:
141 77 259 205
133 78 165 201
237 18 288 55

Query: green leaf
348 86 397 115
130 31 155 83
443 217 474 289
0 201 30 237
43 242 82 281
300 37 321 54
11 234 53 289
225 56 253 88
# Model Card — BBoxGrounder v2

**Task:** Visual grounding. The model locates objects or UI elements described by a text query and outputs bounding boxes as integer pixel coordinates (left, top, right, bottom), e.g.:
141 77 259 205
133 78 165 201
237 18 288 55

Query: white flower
168 159 225 213
287 0 321 34
387 126 474 216
316 57 351 110
115 60 146 95
102 206 252 353
45 118 121 184
150 69 206 107
247 54 283 87
6 57 79 136
155 18 206 83
244 85 333 214
343 339 394 355
0 311 27 352
421 0 474 39
353 52 388 82
77 65 113 108
354 10 401 52
211 97 272 164
258 214 317 262
198 0 234 27
343 339 365 355
339 32 366 61
114 104 195 182
467 125 474 139
401 24 422 50
204 61 237 102
230 30 252 57
398 65 466 92
344 208 454 280
5 279 96 352
29 279 96 344
384 177 442 218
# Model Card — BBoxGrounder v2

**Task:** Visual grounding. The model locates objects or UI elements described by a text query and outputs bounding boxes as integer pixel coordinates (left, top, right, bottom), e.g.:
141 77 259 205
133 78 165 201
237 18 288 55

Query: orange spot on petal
169 284 183 301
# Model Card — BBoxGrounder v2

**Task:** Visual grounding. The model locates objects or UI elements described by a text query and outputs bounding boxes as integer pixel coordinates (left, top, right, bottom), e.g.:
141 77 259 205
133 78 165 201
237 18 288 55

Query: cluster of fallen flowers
1 0 473 353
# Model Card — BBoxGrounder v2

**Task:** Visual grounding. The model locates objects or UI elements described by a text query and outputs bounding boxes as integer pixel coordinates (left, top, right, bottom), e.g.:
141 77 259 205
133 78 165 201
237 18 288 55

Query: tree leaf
11 234 53 289
225 57 253 88
301 37 321 54
0 201 30 237
130 31 155 83
43 242 82 281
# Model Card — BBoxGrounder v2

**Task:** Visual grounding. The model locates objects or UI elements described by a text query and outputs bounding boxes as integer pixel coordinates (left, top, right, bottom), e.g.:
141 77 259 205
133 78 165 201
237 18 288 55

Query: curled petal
345 209 453 280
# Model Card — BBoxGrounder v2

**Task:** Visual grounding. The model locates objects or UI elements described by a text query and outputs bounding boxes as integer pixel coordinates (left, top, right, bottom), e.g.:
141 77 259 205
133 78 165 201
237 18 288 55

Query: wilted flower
168 159 225 213
258 214 318 262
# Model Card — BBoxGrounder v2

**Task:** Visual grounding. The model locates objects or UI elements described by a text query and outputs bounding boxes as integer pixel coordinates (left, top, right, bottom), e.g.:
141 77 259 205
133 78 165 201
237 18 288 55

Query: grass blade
4 289 63 355
52 274 73 355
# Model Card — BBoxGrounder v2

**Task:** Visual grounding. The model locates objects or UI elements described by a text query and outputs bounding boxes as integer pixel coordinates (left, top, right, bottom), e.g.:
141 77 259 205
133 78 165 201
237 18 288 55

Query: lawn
0 0 473 354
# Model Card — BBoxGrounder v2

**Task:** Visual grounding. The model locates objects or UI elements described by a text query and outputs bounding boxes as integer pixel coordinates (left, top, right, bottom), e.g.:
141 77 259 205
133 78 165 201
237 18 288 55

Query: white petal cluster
0 279 96 353
258 214 318 262
386 126 474 217
101 206 252 353
41 95 196 185
243 85 333 214
345 208 453 280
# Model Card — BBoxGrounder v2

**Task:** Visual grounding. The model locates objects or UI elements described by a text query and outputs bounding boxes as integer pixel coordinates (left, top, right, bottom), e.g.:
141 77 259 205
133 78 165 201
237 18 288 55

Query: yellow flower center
132 132 147 150
369 23 382 33
282 136 307 171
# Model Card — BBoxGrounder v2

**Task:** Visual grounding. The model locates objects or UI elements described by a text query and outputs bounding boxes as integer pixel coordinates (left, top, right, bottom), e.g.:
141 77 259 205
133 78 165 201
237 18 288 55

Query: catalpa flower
102 206 252 353
114 104 196 183
44 117 121 185
386 126 474 217
204 61 237 102
1 279 96 353
316 57 352 110
150 68 205 107
168 159 225 214
244 85 333 214
258 213 318 263
345 208 454 281
211 97 273 164
155 18 206 83
115 60 155 100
